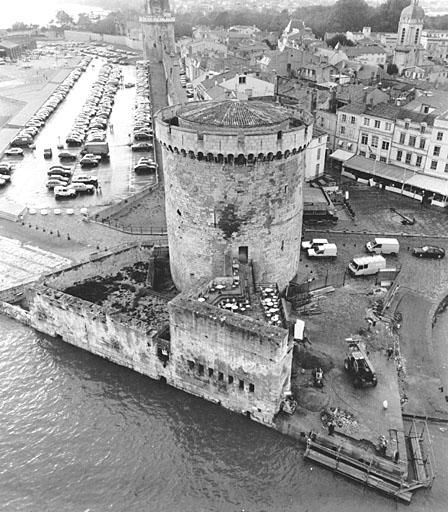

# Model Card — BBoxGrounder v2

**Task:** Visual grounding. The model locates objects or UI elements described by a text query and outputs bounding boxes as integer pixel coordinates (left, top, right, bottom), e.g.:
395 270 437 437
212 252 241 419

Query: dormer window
238 76 246 84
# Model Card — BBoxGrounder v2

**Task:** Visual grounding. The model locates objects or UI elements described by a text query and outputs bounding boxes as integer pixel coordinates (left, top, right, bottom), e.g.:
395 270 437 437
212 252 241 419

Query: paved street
0 58 156 211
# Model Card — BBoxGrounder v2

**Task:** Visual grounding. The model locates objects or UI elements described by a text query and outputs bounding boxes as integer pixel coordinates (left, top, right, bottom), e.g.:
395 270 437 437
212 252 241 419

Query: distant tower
140 0 175 62
393 0 425 73
155 100 312 292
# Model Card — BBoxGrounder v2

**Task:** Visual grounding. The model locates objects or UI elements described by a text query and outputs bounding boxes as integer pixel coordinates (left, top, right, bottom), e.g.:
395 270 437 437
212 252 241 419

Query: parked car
412 246 445 259
301 238 328 250
131 142 153 151
344 342 378 388
68 182 95 194
0 163 13 173
58 151 77 161
54 186 77 199
72 175 99 187
5 148 24 156
80 155 100 167
0 175 11 187
47 178 70 190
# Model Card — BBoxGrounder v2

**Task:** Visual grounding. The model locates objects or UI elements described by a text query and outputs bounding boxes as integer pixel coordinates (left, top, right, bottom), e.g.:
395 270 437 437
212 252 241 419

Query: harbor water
1 315 447 511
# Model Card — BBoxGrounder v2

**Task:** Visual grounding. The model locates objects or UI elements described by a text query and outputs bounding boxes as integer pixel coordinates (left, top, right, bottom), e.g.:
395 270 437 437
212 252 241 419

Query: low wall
43 243 152 289
0 301 31 325
91 182 159 222
64 30 143 51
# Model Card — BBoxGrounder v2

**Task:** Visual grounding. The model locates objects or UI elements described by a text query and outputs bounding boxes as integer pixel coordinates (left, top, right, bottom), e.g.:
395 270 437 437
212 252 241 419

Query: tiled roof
344 45 387 56
178 100 290 127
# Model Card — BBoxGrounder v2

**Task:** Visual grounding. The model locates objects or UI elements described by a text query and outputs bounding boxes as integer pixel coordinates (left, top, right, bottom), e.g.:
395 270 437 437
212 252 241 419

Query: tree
10 22 31 31
326 34 355 48
331 0 373 32
387 63 399 75
56 10 74 27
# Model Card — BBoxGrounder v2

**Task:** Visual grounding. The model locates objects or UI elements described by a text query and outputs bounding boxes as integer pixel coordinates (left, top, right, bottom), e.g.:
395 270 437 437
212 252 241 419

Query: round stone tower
155 100 312 291
140 0 175 62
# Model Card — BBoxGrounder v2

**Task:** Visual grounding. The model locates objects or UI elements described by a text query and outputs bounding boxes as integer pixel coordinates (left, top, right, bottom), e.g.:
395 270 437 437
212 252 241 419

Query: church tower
393 0 425 73
140 0 175 62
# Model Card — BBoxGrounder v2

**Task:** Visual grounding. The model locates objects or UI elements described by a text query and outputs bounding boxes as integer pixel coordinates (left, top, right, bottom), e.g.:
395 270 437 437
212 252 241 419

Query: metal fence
95 218 167 235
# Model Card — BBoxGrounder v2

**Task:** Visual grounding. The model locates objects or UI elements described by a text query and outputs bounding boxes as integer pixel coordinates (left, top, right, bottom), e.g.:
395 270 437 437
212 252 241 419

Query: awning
406 174 448 195
343 155 414 182
330 149 354 162
294 319 305 341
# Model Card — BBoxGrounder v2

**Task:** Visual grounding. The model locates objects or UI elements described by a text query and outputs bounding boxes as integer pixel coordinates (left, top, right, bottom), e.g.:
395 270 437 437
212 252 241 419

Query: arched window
236 154 246 165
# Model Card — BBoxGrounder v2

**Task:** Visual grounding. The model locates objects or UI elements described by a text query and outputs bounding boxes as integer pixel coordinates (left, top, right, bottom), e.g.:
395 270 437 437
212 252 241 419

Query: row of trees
174 0 448 39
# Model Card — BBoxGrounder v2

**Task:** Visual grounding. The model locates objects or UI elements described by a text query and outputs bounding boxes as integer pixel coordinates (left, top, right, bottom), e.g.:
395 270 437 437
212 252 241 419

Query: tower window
400 28 406 44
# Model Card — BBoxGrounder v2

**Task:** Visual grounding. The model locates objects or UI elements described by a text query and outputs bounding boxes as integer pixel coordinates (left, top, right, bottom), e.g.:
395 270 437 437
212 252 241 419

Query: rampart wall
168 293 292 425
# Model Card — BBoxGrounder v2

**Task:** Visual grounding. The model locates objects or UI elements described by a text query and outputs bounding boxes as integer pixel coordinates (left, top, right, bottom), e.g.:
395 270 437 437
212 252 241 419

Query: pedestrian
386 347 394 359
109 123 114 134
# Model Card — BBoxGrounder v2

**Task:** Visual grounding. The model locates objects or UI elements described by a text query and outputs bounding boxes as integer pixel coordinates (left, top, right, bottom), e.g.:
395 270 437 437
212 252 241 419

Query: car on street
301 238 329 250
0 163 13 174
134 158 157 174
5 148 24 156
47 178 70 190
0 175 11 186
80 155 100 167
72 175 99 187
58 151 78 161
412 245 445 259
54 186 77 199
131 142 153 151
68 182 95 194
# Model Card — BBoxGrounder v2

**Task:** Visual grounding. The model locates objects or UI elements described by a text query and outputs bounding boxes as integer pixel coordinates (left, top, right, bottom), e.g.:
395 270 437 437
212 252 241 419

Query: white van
307 243 337 258
348 255 386 276
365 238 399 255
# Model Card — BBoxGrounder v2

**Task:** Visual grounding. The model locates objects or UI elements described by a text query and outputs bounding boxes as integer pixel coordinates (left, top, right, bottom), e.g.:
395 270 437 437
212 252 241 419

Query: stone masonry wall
43 245 152 290
27 285 170 381
168 294 293 425
156 106 311 157
163 148 305 290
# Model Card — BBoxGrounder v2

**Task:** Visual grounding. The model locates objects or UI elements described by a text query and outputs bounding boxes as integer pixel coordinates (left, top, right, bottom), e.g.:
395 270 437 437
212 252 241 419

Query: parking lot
0 56 156 210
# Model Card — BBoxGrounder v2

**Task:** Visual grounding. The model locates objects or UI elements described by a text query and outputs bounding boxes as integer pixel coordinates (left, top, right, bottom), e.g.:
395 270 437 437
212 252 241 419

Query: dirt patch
63 260 178 331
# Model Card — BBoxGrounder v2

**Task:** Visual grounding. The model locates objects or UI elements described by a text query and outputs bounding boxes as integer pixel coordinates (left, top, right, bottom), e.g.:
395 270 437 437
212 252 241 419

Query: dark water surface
1 316 447 512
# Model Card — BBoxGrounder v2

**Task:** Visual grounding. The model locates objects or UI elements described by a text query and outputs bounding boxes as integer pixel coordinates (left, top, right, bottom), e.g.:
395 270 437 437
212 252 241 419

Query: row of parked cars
66 63 120 148
0 162 13 187
9 57 92 150
303 236 446 277
131 61 157 174
180 69 194 99
45 164 99 199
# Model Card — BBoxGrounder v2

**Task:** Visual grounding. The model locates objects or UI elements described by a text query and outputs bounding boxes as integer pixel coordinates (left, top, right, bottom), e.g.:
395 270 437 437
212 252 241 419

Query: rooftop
177 100 291 128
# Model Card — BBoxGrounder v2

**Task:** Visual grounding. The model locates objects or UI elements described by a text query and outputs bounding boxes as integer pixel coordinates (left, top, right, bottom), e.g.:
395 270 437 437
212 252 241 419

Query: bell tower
393 0 425 73
140 0 175 62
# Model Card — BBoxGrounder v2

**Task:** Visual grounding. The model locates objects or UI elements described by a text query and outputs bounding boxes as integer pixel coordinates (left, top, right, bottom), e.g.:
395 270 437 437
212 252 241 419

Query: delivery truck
348 255 386 276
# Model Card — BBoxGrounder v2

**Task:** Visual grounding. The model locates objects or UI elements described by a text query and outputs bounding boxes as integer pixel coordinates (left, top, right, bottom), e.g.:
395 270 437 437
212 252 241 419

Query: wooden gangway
304 439 413 503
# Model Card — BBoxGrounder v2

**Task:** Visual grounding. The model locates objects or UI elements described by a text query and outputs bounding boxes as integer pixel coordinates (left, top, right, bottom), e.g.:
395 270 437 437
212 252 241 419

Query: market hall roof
177 100 291 128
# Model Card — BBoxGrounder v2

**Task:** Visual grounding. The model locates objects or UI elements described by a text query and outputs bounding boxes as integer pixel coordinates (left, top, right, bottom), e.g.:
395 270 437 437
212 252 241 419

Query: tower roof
400 0 425 21
177 100 290 128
